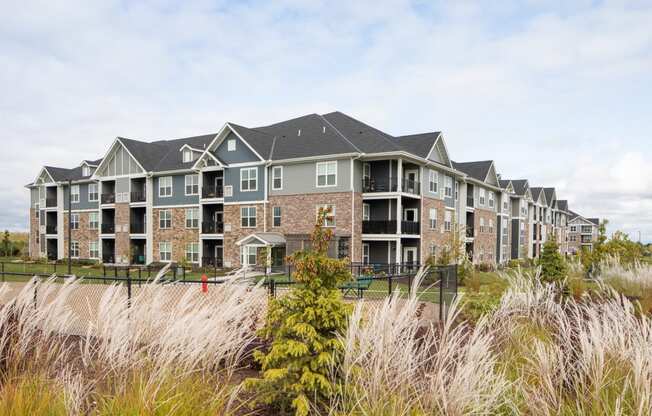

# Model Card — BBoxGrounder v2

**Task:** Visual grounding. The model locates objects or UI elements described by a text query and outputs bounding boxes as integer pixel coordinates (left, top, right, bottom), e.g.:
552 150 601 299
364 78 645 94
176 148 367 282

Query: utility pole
67 179 72 275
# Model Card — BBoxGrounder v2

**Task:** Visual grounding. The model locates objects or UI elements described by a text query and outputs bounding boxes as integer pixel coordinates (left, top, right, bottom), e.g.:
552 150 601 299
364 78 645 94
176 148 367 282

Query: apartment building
567 211 600 254
26 111 600 269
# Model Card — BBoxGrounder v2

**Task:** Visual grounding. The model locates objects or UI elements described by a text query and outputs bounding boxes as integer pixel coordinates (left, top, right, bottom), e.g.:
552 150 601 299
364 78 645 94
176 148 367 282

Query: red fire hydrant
201 273 208 293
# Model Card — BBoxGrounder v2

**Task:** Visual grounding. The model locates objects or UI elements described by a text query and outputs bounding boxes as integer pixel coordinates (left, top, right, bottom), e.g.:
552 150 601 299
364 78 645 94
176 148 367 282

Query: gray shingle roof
509 180 529 196
544 187 556 206
394 132 440 159
589 218 600 226
499 179 512 189
530 187 544 201
452 160 494 182
118 134 217 172
557 200 569 212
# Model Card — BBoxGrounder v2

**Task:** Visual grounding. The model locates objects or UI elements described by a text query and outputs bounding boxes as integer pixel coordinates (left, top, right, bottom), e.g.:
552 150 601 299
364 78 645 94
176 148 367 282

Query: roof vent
322 126 326 133
298 129 301 137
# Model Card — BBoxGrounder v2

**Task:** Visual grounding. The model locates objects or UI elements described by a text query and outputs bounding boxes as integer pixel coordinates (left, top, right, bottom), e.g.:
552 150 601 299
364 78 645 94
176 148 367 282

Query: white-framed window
227 139 236 151
429 170 438 193
71 185 80 203
272 166 283 190
82 166 90 177
362 163 371 180
489 219 494 233
158 176 173 197
488 192 495 208
185 242 199 263
362 203 370 221
185 208 199 229
273 206 281 227
429 208 437 230
479 188 486 206
570 225 577 232
429 243 437 259
570 235 577 242
241 245 256 266
362 243 370 264
71 213 79 230
503 200 509 212
71 241 79 258
182 149 193 163
159 242 172 262
444 176 453 197
444 210 452 232
89 212 99 230
240 168 258 192
88 183 98 201
185 174 199 195
89 241 99 259
159 209 171 229
316 204 335 227
480 217 485 233
241 206 257 228
316 161 337 187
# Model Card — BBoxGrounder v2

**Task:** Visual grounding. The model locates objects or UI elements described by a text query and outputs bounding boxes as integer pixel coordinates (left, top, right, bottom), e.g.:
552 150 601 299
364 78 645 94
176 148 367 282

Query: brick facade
62 211 99 259
29 208 39 258
115 203 130 263
420 197 450 263
152 207 200 263
223 203 266 268
473 208 497 264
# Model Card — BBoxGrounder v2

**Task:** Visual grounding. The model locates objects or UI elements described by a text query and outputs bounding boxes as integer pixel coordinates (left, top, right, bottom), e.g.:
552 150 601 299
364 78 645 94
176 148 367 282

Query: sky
1 0 651 241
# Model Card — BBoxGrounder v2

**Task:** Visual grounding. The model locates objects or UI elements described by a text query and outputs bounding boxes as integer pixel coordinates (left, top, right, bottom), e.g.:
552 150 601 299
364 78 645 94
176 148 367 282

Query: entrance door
403 247 417 264
403 208 417 222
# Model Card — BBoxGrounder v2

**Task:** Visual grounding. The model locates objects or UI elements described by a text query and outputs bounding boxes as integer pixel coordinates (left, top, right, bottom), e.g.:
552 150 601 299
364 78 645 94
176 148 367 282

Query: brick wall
29 208 39 258
115 203 130 263
420 197 449 263
223 203 266 268
153 207 200 263
474 208 497 264
62 212 99 259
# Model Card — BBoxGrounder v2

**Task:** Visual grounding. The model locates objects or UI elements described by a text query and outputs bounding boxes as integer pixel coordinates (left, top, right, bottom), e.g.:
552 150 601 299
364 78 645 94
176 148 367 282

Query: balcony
362 220 397 234
46 224 57 234
362 176 398 193
202 185 224 199
46 197 57 208
401 221 420 235
130 222 145 234
130 191 146 203
101 193 115 204
466 196 474 207
101 223 115 234
202 257 224 267
401 178 420 195
466 226 474 238
202 221 224 234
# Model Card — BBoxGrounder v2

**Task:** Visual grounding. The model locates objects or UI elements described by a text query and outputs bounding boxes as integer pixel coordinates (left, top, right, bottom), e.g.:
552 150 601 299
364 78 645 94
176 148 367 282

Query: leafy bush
246 209 352 415
476 262 495 272
537 239 568 284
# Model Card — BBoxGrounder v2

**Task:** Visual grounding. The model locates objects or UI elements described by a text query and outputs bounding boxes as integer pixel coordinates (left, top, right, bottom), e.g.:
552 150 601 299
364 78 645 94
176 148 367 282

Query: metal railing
130 222 145 234
101 223 115 234
101 193 115 204
401 221 420 234
466 226 475 238
46 197 57 207
402 178 420 195
202 185 224 199
362 177 398 193
130 191 146 202
201 221 224 234
467 196 474 207
362 220 397 234
46 225 57 234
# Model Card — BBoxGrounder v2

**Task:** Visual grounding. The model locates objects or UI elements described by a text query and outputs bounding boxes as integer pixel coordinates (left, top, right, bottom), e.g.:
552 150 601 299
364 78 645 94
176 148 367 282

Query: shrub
476 262 495 272
246 209 352 415
538 239 568 284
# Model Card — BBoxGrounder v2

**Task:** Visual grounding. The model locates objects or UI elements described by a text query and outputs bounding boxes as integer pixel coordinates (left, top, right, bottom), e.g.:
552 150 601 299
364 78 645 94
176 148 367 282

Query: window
88 183 98 202
241 206 257 228
429 170 438 193
273 206 281 227
89 241 99 259
489 219 494 233
570 225 577 232
71 185 80 203
272 166 283 190
480 218 485 233
570 235 577 242
362 203 370 221
429 243 437 259
71 241 79 258
429 208 437 230
362 163 371 180
227 139 236 151
454 182 459 200
362 243 370 264
503 200 509 212
241 246 256 265
159 242 172 262
182 149 193 163
71 213 79 230
185 242 199 263
316 161 337 187
479 189 486 206
185 174 199 195
82 166 90 177
89 212 99 230
488 192 495 208
240 168 258 192
159 176 173 197
444 210 452 232
444 176 453 197
185 208 199 229
159 209 171 229
316 204 335 227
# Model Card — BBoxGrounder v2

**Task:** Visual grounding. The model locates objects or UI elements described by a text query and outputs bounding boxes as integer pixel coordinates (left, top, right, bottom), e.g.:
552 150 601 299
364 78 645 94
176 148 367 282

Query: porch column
396 195 402 234
396 238 402 265
397 159 403 193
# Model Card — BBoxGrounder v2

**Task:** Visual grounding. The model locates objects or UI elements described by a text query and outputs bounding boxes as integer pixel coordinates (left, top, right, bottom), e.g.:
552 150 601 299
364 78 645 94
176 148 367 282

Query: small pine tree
246 208 352 416
1 230 10 257
538 238 568 283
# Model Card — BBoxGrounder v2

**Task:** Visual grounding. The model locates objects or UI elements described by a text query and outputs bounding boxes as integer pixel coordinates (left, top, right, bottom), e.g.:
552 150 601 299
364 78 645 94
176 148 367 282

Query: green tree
538 238 568 284
246 208 352 416
581 220 608 275
1 230 9 257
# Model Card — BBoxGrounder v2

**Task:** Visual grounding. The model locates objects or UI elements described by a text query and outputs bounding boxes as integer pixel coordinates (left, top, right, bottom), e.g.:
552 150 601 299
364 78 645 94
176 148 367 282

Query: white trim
91 137 146 180
271 166 283 191
184 174 199 196
158 176 173 198
270 153 360 165
315 161 338 188
192 123 263 170
240 167 258 192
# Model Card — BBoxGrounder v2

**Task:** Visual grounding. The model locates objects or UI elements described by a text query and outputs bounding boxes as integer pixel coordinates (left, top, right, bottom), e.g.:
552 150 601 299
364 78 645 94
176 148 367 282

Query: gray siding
30 188 39 207
97 144 142 177
63 183 99 210
225 166 265 203
214 132 260 164
268 159 352 196
511 219 520 259
153 174 199 206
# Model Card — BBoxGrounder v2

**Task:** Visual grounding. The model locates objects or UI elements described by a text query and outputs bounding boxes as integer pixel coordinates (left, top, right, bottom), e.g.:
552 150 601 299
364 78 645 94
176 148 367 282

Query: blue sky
1 0 651 241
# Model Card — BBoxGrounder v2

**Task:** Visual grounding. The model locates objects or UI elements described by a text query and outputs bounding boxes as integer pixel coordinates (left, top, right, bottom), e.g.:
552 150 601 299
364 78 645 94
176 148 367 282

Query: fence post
439 268 444 321
183 266 186 281
53 262 57 274
388 275 393 296
1 262 4 282
33 280 38 309
126 267 132 309
269 278 276 298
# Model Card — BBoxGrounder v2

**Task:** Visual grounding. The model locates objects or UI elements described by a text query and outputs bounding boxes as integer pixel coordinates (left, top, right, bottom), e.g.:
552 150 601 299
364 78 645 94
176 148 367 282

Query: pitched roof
118 134 217 172
530 187 544 201
499 179 512 189
544 187 556 206
394 132 441 159
452 160 494 182
557 200 569 212
509 179 529 196
588 218 600 226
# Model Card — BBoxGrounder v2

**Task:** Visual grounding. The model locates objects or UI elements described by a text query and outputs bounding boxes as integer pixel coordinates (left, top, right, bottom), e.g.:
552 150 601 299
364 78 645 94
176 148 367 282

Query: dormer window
227 139 236 151
82 166 90 176
183 149 193 163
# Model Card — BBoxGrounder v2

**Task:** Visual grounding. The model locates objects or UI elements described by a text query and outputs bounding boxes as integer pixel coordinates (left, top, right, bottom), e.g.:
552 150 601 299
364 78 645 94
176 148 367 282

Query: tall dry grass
0 268 266 415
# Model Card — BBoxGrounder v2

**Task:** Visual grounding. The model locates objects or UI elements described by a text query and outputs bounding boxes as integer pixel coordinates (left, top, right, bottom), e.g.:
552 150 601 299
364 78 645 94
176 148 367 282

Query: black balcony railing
46 224 57 234
466 226 475 238
362 220 397 234
101 193 115 204
401 221 420 234
130 191 146 202
202 185 224 199
362 177 398 193
46 197 57 207
131 255 146 265
101 223 115 234
102 255 115 264
467 196 474 207
130 222 145 234
202 257 224 267
401 178 420 195
202 221 224 234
